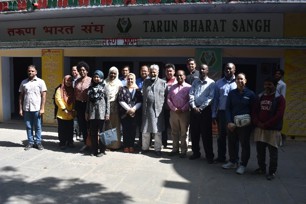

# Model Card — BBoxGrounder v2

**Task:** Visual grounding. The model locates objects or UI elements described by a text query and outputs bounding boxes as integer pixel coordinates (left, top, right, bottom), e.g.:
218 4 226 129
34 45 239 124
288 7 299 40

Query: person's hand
19 109 23 117
227 123 236 132
175 109 182 114
85 113 89 121
193 107 201 114
105 115 110 120
212 118 217 125
39 109 45 116
257 122 265 129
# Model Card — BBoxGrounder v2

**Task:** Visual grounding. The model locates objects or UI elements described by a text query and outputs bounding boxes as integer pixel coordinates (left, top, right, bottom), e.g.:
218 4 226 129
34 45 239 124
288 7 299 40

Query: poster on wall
41 49 64 124
283 50 306 136
195 48 222 81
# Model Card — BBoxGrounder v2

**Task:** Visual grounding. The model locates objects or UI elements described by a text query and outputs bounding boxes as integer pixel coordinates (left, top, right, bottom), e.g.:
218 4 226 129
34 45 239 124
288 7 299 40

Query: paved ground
0 121 306 204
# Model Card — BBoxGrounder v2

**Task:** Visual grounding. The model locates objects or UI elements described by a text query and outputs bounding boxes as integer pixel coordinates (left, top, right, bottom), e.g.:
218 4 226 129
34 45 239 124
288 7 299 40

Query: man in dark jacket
252 76 286 180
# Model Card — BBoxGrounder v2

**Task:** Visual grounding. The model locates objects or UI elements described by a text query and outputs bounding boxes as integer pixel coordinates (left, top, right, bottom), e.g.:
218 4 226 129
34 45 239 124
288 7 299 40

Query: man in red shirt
252 76 286 180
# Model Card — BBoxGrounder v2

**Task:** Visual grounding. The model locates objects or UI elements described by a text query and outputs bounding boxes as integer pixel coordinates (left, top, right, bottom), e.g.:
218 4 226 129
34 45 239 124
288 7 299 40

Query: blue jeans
24 111 42 144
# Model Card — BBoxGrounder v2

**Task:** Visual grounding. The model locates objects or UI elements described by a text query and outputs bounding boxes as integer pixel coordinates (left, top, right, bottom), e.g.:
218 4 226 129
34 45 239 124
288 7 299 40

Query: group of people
18 59 286 180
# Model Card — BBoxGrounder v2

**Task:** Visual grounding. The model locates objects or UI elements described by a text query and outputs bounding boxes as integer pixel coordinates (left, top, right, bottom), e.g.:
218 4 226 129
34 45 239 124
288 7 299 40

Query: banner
195 48 222 81
41 49 64 124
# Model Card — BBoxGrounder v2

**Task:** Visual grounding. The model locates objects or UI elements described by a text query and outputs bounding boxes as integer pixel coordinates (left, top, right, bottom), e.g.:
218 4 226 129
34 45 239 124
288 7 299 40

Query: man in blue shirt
223 73 256 175
136 65 149 89
189 64 215 163
120 65 130 86
212 63 237 163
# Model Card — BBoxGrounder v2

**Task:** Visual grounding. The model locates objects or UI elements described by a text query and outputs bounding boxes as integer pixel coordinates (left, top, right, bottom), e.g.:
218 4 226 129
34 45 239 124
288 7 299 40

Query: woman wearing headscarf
85 70 109 157
103 66 122 150
118 73 142 153
55 75 76 150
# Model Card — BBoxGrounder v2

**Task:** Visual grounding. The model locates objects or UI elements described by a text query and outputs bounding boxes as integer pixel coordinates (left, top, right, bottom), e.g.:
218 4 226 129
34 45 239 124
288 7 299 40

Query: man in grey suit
141 64 167 157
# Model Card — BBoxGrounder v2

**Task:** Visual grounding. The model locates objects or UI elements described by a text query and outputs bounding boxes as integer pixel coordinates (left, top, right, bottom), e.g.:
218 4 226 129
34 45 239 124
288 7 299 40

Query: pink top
167 82 191 112
74 76 92 102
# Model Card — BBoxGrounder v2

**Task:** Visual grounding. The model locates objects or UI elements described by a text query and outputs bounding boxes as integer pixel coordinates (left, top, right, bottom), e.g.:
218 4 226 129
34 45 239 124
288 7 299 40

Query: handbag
99 127 118 146
234 114 251 127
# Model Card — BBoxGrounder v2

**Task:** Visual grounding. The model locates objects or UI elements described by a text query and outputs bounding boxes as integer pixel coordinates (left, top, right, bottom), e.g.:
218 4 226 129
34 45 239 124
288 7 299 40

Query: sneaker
189 153 201 160
254 168 266 175
222 162 238 169
37 143 44 150
236 165 246 175
24 144 33 151
266 173 276 180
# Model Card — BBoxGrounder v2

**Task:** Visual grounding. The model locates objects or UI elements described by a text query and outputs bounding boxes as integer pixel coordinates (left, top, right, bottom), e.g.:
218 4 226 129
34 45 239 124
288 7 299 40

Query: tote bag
99 128 118 146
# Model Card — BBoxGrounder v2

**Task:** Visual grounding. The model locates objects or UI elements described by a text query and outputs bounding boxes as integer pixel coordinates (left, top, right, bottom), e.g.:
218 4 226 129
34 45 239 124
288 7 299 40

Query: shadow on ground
0 166 132 204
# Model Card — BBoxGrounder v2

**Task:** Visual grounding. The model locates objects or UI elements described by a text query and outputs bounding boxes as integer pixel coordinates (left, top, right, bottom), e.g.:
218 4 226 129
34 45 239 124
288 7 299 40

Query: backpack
52 84 61 119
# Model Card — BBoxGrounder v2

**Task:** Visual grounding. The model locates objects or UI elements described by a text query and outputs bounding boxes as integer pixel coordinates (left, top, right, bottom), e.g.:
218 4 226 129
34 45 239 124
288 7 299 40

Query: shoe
214 158 226 163
80 145 88 152
123 147 129 153
254 168 266 175
189 153 201 160
179 152 187 158
37 143 44 150
222 162 238 169
266 173 276 180
236 165 246 175
129 147 135 153
60 145 66 150
207 158 214 164
139 150 149 155
24 144 33 151
96 153 103 157
169 151 179 156
155 151 162 157
67 143 75 148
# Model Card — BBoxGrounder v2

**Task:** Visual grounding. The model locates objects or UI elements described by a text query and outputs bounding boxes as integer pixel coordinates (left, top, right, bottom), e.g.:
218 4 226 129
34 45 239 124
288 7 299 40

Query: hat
93 70 104 79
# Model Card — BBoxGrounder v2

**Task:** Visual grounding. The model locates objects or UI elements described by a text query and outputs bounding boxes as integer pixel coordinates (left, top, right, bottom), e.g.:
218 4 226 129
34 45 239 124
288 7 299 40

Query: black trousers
121 115 137 148
75 100 88 144
57 118 74 146
216 110 227 161
190 106 214 161
89 119 106 155
228 125 251 166
162 109 170 147
256 141 278 174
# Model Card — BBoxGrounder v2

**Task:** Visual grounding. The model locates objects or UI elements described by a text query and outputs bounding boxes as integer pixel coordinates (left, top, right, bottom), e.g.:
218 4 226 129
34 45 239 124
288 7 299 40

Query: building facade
0 1 306 136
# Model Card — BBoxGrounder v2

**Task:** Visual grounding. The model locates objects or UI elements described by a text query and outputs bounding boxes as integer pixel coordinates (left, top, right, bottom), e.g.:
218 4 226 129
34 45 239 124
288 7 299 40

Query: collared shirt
136 77 149 89
189 77 215 110
19 76 47 112
74 76 92 102
276 79 286 98
212 76 237 118
167 82 191 112
186 70 199 85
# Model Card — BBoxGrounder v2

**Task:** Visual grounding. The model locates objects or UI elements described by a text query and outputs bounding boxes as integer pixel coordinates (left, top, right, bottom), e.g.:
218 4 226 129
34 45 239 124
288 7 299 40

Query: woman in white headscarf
103 66 122 150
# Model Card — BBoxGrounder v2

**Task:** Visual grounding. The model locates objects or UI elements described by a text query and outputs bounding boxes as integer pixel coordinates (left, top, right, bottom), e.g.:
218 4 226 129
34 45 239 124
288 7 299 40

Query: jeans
24 111 42 144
